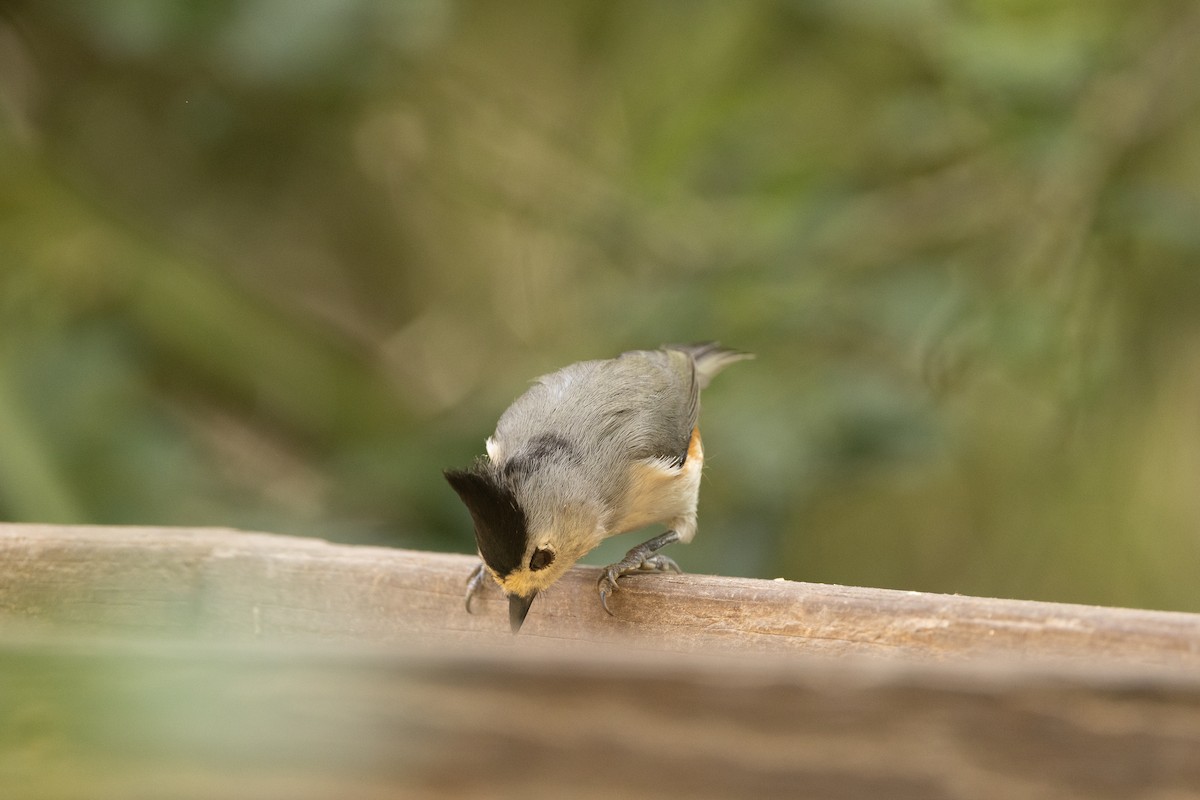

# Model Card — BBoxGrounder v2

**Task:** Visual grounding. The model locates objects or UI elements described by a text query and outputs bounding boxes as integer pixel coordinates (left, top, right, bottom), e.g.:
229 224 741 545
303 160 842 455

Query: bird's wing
605 348 699 467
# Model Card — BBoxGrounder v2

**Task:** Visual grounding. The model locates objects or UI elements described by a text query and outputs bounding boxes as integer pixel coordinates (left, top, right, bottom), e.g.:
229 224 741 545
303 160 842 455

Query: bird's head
444 465 601 632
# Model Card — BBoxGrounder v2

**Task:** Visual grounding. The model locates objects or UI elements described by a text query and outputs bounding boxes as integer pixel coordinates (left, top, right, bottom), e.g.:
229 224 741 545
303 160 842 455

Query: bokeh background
2 0 1199 612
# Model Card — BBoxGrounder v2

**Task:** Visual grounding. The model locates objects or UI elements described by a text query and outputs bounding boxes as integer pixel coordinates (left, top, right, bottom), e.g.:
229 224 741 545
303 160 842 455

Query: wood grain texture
3 523 1200 799
2 523 1199 668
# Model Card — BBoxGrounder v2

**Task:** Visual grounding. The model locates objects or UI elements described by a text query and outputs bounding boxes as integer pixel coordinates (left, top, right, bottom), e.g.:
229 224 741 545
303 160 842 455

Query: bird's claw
464 562 489 614
597 567 621 616
640 554 682 574
596 553 682 616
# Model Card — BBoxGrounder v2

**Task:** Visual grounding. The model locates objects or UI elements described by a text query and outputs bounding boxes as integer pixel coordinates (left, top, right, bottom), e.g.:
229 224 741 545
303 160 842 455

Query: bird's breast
609 427 704 536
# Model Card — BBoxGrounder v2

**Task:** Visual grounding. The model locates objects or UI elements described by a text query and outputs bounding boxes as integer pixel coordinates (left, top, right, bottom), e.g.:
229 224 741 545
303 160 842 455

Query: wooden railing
3 523 1199 799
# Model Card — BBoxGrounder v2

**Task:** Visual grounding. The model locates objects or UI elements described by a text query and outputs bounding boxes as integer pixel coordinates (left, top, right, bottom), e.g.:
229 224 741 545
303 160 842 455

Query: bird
444 342 752 633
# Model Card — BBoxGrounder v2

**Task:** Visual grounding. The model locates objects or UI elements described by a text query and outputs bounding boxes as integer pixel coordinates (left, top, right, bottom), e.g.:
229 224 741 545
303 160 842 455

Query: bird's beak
508 592 537 634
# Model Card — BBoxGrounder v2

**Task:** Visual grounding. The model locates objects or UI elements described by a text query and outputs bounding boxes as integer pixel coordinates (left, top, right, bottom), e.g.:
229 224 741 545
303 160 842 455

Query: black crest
444 467 527 578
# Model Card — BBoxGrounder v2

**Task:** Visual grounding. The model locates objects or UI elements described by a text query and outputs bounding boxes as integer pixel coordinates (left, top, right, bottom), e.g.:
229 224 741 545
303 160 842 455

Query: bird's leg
597 530 682 616
465 561 490 613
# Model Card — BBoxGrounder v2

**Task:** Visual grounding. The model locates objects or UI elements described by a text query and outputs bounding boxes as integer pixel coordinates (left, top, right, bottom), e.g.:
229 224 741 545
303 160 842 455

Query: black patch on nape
529 547 555 571
444 467 527 579
502 433 579 480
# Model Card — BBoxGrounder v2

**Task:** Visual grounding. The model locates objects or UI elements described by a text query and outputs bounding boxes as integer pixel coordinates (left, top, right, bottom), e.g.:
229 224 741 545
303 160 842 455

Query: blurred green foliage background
1 0 1199 612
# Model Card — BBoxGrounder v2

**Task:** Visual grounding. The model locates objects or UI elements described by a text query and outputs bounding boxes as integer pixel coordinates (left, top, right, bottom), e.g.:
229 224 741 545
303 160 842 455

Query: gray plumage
445 342 751 631
491 343 745 531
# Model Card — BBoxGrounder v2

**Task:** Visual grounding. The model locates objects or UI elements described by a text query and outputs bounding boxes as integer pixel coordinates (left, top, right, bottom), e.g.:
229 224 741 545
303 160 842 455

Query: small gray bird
445 343 751 633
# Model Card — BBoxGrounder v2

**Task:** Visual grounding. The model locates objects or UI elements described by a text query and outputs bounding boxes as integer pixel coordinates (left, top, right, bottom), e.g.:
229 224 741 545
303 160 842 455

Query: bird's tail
666 342 754 389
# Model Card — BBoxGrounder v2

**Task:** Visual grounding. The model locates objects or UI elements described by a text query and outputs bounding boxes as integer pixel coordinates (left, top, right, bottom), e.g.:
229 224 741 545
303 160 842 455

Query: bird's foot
596 531 682 616
465 561 490 613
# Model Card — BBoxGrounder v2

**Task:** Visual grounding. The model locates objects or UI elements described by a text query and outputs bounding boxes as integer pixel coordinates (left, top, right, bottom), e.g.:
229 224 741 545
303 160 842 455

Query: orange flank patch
688 427 703 464
612 427 705 535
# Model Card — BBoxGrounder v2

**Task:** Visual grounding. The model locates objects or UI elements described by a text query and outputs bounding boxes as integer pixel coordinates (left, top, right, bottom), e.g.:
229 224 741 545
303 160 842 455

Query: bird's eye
529 547 555 571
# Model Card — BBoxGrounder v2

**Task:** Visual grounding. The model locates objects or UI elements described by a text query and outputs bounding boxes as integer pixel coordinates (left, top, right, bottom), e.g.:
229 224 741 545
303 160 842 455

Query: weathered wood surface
2 638 1199 800
3 523 1200 799
1 523 1199 668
